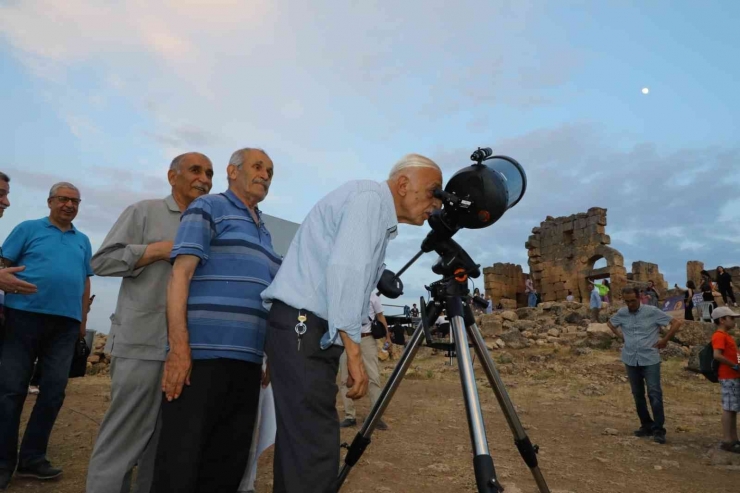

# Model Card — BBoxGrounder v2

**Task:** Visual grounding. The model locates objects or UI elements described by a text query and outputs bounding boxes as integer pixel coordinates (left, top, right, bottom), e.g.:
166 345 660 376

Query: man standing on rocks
85 152 213 493
607 286 682 444
589 281 602 322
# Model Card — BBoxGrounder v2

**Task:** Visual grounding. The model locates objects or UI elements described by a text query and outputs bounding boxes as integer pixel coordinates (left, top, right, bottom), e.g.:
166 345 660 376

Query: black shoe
376 419 389 431
634 428 652 438
0 469 11 491
653 432 666 445
339 418 357 428
16 461 62 480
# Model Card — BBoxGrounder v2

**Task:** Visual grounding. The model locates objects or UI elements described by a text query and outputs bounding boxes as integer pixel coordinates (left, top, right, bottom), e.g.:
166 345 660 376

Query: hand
344 342 368 400
654 338 669 349
0 266 38 295
162 347 192 401
261 362 270 389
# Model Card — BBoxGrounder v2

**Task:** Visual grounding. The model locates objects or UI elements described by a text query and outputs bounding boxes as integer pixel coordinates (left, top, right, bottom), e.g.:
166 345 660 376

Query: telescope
340 148 550 493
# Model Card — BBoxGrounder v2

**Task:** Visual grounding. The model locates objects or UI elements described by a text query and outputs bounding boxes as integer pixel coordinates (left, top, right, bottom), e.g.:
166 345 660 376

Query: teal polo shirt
2 217 94 322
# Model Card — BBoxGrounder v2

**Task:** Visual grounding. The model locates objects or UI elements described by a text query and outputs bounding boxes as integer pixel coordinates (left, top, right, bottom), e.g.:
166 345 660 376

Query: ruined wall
483 263 526 307
687 261 740 289
526 207 628 303
629 261 668 295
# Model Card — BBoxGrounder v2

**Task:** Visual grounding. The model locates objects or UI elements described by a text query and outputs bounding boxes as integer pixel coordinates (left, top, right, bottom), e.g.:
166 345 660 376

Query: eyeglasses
51 196 82 205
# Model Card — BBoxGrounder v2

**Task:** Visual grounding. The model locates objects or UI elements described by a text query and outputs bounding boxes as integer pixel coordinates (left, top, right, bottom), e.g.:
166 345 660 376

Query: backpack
698 341 719 383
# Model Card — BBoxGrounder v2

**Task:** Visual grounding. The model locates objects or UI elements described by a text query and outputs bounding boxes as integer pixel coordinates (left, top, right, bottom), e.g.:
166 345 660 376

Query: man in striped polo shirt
153 148 281 493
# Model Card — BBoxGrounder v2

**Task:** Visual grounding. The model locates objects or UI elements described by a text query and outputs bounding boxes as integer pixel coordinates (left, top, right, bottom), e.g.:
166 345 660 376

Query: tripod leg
337 319 426 489
448 313 503 493
467 322 551 493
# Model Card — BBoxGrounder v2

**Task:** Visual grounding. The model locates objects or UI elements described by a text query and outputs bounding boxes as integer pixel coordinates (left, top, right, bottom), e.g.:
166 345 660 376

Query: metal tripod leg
337 318 428 489
467 321 551 493
449 314 503 493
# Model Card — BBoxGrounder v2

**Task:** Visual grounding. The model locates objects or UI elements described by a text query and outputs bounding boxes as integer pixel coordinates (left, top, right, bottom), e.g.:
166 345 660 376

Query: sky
1 0 739 332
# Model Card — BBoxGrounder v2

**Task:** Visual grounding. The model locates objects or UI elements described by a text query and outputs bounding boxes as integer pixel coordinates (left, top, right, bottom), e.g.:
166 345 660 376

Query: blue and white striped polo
171 189 282 364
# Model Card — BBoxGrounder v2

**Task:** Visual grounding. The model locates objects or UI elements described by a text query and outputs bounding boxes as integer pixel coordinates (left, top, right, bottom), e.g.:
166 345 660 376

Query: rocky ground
9 302 740 493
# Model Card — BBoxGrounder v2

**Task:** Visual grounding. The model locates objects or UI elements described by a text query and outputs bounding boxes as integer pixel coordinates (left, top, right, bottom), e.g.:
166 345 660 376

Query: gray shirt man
93 195 181 360
609 304 673 366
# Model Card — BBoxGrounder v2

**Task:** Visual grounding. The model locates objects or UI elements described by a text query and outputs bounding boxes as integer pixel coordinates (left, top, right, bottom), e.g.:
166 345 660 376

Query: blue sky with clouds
2 0 739 331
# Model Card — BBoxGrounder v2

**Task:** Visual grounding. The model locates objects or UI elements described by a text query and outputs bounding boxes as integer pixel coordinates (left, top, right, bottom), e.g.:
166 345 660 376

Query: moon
641 87 649 95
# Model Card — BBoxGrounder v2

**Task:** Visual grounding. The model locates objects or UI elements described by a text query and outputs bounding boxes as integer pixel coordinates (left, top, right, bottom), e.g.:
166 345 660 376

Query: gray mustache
253 178 270 188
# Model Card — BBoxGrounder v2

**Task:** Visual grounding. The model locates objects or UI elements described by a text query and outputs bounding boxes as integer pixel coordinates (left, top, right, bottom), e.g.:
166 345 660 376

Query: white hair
229 147 268 168
49 182 80 198
388 153 441 179
169 152 211 173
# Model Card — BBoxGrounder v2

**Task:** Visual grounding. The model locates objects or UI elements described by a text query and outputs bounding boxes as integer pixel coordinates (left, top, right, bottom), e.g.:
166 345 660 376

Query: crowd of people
0 149 738 493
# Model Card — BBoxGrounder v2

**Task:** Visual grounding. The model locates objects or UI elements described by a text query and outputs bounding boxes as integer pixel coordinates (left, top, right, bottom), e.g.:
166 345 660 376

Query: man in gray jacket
85 153 213 493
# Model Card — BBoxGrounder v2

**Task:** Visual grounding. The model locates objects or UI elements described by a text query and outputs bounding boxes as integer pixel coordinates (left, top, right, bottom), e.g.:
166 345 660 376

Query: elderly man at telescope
260 154 442 493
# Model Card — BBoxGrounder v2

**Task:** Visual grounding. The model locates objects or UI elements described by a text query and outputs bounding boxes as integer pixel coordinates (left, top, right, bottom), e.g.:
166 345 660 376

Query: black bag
370 317 387 339
698 341 719 383
69 336 91 379
390 324 406 346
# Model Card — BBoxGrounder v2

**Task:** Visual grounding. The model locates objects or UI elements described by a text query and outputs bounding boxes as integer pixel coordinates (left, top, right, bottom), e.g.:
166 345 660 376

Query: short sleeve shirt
2 218 93 322
609 304 673 366
712 331 740 380
361 292 383 334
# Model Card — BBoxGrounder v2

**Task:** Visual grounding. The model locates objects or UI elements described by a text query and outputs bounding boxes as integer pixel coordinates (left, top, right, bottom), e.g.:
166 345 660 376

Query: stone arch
578 245 627 303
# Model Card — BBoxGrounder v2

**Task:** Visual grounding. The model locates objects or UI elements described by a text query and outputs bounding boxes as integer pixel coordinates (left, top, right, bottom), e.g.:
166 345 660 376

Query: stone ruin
687 261 740 288
525 207 628 303
480 207 672 307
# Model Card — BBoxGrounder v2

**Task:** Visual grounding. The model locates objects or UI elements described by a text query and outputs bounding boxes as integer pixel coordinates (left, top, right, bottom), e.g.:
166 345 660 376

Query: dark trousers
684 302 694 321
152 358 261 493
0 307 79 472
266 301 344 493
625 363 665 434
720 287 736 305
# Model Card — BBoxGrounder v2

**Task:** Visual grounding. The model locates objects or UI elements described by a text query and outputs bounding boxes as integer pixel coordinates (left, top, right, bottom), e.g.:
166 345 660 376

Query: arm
713 348 740 369
655 317 682 349
0 222 37 294
0 267 37 294
606 320 624 341
162 254 200 401
91 204 172 277
377 312 391 343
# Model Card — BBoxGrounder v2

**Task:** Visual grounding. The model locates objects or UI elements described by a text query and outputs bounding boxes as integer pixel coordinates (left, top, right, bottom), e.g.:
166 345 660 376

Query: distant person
410 303 420 318
589 281 602 322
525 277 537 307
645 280 660 308
710 307 740 453
85 152 214 493
403 304 411 317
607 287 682 445
678 281 697 321
566 290 575 302
339 292 389 431
0 172 37 298
716 266 737 307
0 182 93 490
701 270 717 316
602 279 611 303
485 294 493 314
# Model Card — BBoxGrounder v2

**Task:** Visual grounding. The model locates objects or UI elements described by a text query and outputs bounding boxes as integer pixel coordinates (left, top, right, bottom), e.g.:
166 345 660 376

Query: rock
87 354 101 364
587 323 613 335
479 316 504 338
521 330 535 339
498 352 514 364
659 341 685 360
516 307 537 320
603 428 619 436
571 347 592 356
499 329 527 349
661 460 679 468
687 346 702 372
539 302 554 310
501 311 519 322
536 339 547 346
495 338 505 349
653 465 663 471
564 312 584 324
513 320 536 332
674 320 716 347
377 349 390 361
583 384 606 397
547 336 560 343
547 328 561 337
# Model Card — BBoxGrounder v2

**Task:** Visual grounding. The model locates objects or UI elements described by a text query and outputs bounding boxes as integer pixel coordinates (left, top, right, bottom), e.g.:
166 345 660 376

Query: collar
223 189 262 217
165 195 180 212
379 182 398 239
43 216 76 233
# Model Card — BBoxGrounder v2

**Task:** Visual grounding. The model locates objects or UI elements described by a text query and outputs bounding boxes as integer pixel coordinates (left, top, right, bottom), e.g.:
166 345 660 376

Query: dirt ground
10 345 740 493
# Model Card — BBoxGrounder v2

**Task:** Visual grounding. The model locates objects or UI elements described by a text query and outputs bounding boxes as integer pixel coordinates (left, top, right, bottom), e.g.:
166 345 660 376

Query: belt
268 300 328 333
361 333 373 338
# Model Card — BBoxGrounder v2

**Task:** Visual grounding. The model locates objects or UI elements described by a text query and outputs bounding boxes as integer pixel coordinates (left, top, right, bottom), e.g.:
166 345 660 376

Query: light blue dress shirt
590 288 602 309
261 180 398 348
609 304 673 366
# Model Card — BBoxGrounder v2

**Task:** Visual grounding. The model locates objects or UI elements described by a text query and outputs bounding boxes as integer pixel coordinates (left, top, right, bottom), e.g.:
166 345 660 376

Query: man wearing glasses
0 182 93 490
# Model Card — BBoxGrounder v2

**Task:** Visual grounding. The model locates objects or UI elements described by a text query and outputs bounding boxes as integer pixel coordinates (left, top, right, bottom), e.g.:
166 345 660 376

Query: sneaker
653 432 666 445
0 469 11 491
376 419 389 431
15 461 62 480
633 428 652 438
339 418 357 428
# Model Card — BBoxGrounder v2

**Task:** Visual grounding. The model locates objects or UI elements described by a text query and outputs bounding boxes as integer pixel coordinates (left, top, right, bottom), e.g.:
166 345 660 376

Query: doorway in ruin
586 257 611 302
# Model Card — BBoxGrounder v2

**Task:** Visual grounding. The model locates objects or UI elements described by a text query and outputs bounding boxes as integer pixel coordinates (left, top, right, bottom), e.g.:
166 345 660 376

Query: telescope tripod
337 280 550 493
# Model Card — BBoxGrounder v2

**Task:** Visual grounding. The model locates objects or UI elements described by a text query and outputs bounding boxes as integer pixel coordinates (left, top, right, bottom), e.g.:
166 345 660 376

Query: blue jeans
0 307 80 471
528 292 537 307
625 363 665 434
